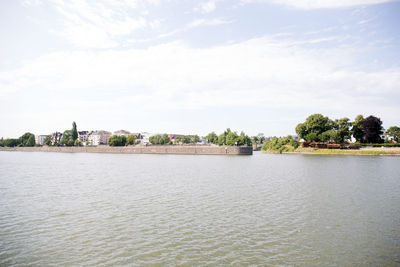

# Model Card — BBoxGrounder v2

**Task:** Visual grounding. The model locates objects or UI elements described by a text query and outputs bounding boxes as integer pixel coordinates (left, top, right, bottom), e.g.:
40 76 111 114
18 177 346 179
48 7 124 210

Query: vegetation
252 133 265 145
296 114 386 144
19 132 35 147
261 136 299 153
44 135 52 146
351 115 364 142
362 116 384 143
216 128 252 146
0 132 36 147
108 135 127 146
126 134 136 145
295 114 352 143
386 126 400 142
60 122 80 146
149 134 171 145
206 132 218 144
174 135 200 144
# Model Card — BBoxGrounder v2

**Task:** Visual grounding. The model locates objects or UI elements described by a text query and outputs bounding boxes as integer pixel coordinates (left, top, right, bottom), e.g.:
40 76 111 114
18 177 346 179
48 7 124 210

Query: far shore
0 145 253 155
263 147 400 156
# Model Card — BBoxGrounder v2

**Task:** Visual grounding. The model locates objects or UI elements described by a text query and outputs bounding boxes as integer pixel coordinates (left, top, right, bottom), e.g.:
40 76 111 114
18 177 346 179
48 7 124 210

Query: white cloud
198 0 217 13
187 18 233 28
50 0 147 48
242 0 399 9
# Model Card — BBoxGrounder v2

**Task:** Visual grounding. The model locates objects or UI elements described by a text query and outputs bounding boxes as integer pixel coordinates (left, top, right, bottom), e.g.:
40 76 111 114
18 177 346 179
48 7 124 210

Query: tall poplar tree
72 121 78 141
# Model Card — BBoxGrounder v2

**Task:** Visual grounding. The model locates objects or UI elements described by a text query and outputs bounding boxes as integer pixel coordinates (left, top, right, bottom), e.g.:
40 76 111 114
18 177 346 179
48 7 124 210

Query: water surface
1 151 399 266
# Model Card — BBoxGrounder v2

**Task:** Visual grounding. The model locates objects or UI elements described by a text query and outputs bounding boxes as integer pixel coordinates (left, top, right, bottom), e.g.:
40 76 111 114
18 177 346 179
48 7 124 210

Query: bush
108 135 127 146
261 136 299 153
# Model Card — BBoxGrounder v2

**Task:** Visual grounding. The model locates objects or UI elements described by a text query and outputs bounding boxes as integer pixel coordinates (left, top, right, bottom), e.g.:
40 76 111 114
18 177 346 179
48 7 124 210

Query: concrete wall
0 145 253 155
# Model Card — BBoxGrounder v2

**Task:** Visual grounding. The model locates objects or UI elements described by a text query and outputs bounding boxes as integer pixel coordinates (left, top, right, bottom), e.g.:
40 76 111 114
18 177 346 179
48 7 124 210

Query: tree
351 115 364 142
72 121 78 141
44 135 52 146
5 139 20 147
61 130 74 146
191 135 200 144
295 114 334 142
126 134 136 145
333 117 351 143
74 140 83 146
108 135 127 146
19 132 35 147
206 132 218 144
238 131 252 146
386 126 400 142
183 135 191 144
362 115 383 143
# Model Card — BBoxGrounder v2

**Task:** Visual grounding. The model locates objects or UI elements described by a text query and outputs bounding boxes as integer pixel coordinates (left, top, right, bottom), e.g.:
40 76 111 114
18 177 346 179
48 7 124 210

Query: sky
0 0 399 138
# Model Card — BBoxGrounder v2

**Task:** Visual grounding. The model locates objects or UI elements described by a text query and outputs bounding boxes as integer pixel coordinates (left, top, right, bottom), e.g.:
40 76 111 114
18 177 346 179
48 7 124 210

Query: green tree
19 132 35 147
5 138 20 147
0 138 4 147
226 131 239 145
206 132 218 144
191 135 200 144
61 130 74 146
333 117 351 143
237 131 252 146
108 135 127 146
74 139 83 146
44 135 52 146
182 135 191 144
126 134 136 145
386 126 400 142
351 115 364 142
295 114 334 142
72 121 78 141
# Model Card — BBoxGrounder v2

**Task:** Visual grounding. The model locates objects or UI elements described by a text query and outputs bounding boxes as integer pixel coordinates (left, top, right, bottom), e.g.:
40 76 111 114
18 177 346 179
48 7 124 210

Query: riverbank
0 145 253 155
278 147 400 156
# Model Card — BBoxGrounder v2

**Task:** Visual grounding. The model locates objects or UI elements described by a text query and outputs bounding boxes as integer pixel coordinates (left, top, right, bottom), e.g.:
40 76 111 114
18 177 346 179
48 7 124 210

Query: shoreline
261 147 400 156
0 145 253 155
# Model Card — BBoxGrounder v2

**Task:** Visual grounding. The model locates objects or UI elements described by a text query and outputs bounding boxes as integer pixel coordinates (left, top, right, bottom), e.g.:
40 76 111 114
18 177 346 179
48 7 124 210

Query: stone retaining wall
0 146 253 155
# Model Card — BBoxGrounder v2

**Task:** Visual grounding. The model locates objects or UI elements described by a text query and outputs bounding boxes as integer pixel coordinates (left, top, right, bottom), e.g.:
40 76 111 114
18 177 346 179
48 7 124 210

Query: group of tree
0 132 36 147
295 114 398 144
251 133 266 145
59 121 82 146
108 134 139 146
174 135 200 144
149 134 172 145
261 135 299 153
206 128 252 146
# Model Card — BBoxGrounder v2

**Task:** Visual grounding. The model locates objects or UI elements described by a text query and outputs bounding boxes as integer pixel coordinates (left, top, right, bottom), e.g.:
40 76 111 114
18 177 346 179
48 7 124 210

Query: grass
292 147 399 155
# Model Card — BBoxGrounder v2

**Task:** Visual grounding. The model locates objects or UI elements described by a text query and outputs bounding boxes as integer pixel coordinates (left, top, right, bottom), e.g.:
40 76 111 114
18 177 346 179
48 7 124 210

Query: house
140 132 152 145
51 132 63 144
35 135 47 146
113 130 131 136
88 130 112 145
78 131 91 144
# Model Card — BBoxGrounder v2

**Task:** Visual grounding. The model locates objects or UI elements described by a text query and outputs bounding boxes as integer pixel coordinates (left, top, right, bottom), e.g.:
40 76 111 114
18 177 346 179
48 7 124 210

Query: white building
78 131 90 144
113 130 131 136
88 130 111 145
140 132 152 145
35 135 47 146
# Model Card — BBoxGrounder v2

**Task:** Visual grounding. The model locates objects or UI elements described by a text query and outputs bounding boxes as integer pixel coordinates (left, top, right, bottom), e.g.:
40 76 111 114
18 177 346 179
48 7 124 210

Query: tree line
205 128 252 146
0 132 36 147
295 114 399 144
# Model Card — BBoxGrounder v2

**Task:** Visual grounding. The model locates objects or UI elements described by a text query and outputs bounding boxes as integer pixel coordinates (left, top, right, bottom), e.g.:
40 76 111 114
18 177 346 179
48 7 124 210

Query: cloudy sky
1 0 399 138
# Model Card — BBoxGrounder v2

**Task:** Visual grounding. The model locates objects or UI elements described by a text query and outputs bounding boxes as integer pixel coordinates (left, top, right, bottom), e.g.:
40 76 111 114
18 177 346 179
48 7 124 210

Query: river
0 151 399 266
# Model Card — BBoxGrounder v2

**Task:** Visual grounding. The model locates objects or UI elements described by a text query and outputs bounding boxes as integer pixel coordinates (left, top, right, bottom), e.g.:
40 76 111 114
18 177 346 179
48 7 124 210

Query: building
140 132 152 145
113 130 131 136
88 130 112 145
78 131 90 144
35 135 47 146
51 132 63 144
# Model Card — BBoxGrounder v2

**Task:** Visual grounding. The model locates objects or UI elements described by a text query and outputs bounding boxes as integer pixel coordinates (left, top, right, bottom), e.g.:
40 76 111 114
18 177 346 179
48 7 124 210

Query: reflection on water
0 151 399 265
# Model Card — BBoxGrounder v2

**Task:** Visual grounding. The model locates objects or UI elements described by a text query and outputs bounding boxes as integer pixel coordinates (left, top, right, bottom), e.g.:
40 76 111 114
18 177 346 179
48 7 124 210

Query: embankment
0 145 253 155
